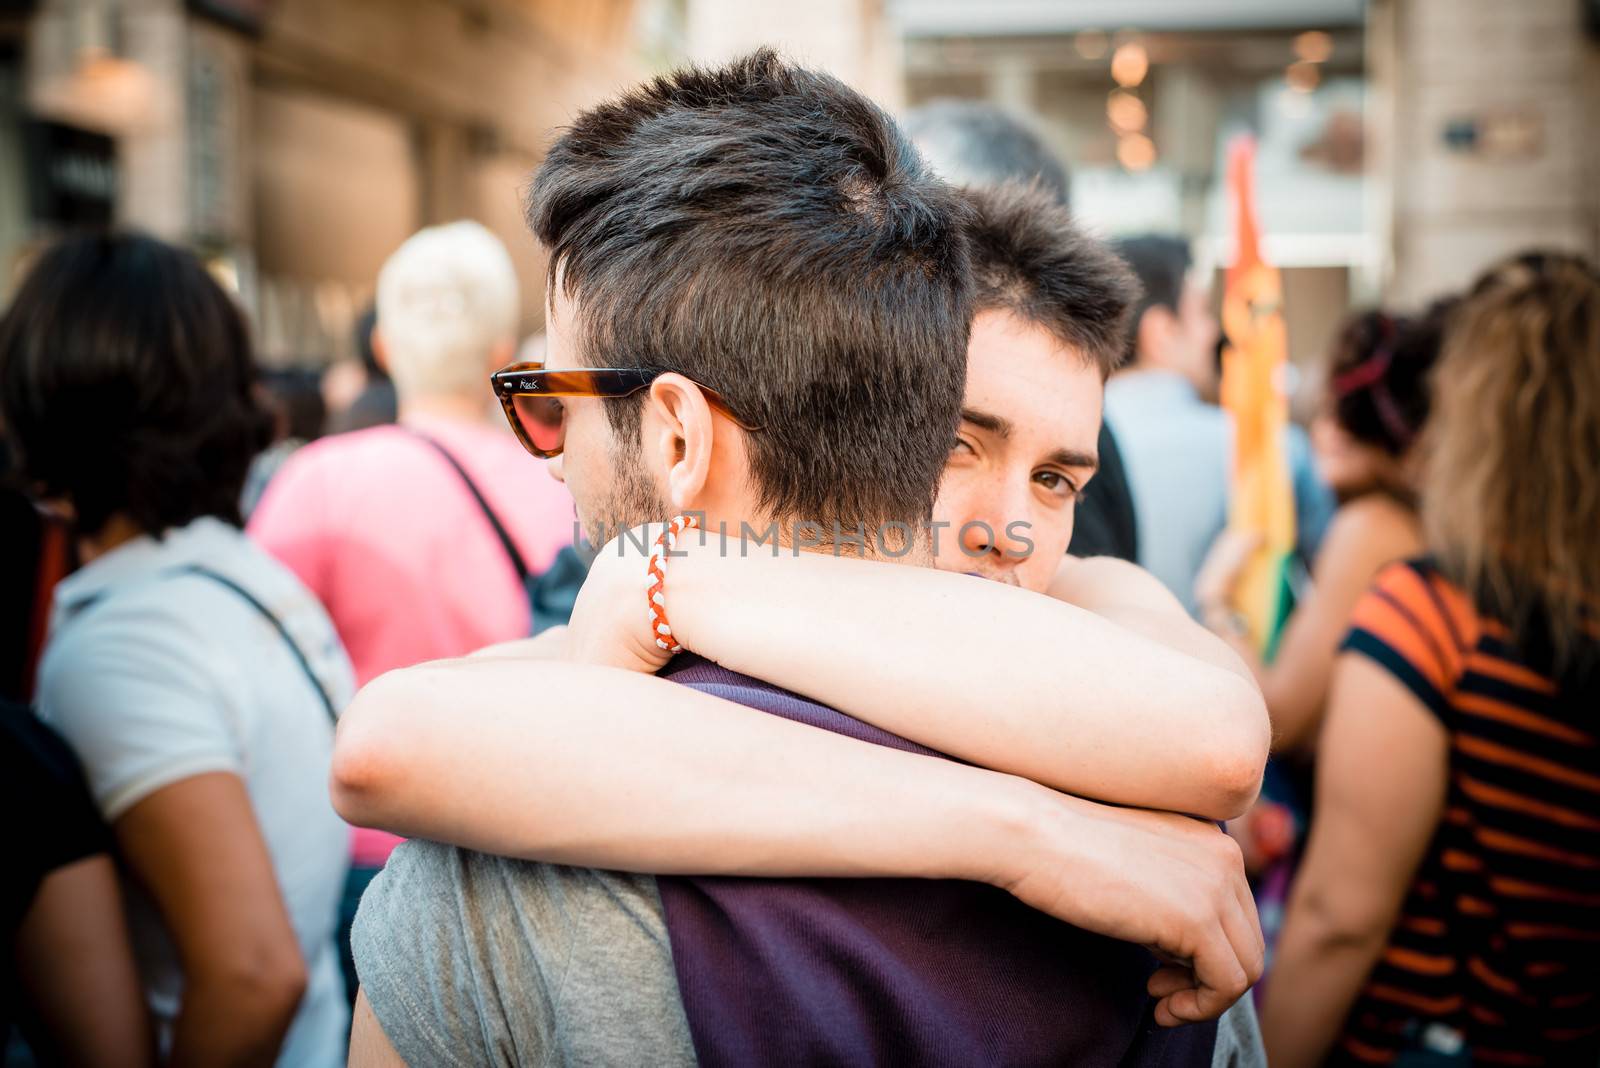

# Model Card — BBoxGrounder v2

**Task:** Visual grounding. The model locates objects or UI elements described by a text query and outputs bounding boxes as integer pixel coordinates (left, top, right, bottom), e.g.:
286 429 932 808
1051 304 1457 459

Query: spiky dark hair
962 182 1140 378
525 48 973 532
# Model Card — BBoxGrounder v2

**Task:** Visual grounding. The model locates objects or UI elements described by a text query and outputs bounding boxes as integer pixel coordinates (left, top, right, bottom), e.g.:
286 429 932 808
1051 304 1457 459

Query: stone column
1372 0 1600 305
685 0 902 110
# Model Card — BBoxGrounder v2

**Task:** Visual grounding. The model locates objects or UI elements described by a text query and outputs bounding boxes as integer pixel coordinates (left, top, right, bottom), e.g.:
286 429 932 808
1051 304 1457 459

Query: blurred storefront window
1 0 651 367
896 3 1371 379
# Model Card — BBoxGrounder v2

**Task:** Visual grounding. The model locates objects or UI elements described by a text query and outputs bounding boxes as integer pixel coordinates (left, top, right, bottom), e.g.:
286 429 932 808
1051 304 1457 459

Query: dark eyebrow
1045 448 1099 472
963 406 1097 471
960 407 1011 437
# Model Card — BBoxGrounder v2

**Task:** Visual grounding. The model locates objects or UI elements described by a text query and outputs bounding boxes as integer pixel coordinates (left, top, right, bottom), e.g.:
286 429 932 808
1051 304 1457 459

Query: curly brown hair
1422 251 1600 667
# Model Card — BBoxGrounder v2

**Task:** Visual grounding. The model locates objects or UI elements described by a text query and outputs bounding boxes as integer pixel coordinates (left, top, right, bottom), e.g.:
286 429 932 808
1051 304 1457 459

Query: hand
998 790 1265 1026
1194 529 1263 619
564 523 683 674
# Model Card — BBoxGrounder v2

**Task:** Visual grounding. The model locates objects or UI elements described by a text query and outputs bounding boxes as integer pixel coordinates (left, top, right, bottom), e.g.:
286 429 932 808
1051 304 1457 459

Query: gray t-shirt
354 840 693 1067
354 839 1264 1067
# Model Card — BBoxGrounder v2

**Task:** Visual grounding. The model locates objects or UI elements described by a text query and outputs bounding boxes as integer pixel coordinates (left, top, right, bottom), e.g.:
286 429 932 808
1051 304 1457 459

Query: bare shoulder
1314 496 1424 579
1330 493 1420 538
1049 555 1181 612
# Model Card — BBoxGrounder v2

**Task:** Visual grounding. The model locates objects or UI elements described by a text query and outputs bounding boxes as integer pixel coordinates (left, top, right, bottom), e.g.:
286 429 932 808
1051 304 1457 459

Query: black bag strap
178 566 338 723
408 429 531 583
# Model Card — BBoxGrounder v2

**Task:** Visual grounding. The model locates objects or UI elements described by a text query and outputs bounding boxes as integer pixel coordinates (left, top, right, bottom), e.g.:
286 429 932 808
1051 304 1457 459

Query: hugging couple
336 49 1270 1068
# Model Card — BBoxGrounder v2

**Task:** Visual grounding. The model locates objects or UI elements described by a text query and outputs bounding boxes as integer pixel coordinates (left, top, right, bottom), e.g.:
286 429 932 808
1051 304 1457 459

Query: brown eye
1035 470 1079 500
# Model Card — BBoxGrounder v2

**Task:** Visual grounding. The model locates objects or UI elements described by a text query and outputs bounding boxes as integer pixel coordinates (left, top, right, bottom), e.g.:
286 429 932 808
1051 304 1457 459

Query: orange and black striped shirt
1333 559 1600 1067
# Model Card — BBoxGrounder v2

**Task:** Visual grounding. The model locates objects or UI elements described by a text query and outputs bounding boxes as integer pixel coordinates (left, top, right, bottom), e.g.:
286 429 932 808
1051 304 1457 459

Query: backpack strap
407 429 531 584
179 566 338 723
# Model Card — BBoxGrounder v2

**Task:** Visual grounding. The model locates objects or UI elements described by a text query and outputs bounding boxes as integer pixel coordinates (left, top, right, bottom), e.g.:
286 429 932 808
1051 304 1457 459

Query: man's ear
642 373 715 511
370 326 390 374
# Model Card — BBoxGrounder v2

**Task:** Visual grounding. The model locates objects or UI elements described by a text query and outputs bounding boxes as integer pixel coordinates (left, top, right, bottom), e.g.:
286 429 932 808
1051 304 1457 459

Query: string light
1117 133 1157 171
1107 89 1147 134
1111 42 1149 88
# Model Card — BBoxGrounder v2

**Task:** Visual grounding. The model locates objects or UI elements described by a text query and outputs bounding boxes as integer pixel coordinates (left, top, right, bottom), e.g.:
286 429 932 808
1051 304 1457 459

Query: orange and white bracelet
646 513 701 652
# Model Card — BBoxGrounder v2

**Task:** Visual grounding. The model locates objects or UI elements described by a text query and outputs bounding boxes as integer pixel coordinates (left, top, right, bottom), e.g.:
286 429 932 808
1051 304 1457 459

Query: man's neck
77 512 146 564
400 393 491 426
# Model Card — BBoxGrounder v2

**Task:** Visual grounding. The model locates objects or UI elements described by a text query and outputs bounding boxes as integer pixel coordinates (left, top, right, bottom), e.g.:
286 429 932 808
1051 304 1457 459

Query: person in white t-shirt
0 233 354 1068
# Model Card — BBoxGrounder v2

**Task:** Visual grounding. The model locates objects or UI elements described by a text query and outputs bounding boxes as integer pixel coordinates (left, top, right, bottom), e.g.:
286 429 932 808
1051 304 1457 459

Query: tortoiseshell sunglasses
491 362 762 459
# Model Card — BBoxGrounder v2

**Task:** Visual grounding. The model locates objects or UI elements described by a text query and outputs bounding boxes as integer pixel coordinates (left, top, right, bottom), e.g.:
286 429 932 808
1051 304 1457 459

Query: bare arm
336 656 1068 876
1258 654 1448 1067
1046 555 1255 684
349 990 406 1068
115 773 310 1068
652 541 1265 819
1197 500 1423 753
14 855 155 1068
332 655 1263 1023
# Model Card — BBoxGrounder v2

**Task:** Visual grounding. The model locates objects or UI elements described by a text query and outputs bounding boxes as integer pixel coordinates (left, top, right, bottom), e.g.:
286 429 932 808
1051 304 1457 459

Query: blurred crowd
2 48 1597 1068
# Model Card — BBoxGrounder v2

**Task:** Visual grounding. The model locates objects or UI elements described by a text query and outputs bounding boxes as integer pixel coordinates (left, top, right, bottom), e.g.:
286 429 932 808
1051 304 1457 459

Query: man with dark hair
526 57 970 544
1108 234 1334 613
341 54 1266 1067
937 179 1136 587
904 97 1141 563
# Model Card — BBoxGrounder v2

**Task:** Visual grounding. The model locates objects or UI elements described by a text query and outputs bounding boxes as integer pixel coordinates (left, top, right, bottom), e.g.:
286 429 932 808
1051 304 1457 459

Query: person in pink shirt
252 220 575 684
248 221 575 986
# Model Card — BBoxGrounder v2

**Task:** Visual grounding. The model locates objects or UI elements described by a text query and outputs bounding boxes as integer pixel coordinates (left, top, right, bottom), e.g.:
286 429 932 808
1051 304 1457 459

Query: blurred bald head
375 220 518 400
902 99 1069 205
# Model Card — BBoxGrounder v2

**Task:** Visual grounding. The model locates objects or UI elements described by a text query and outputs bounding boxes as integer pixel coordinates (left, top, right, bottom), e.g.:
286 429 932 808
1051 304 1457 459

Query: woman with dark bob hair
0 233 354 1066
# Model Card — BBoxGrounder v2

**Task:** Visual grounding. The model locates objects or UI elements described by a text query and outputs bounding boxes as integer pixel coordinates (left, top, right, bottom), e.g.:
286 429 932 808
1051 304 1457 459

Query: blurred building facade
2 0 1597 377
684 0 900 111
881 0 1599 385
1 0 654 366
893 0 1368 376
1369 0 1600 307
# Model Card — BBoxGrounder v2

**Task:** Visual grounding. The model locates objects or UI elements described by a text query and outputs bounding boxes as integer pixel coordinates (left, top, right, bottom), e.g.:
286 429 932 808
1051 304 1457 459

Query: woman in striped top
1261 251 1600 1067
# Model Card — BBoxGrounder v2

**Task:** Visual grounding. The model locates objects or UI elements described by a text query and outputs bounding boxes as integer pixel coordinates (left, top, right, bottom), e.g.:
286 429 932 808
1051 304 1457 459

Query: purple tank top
656 654 1218 1067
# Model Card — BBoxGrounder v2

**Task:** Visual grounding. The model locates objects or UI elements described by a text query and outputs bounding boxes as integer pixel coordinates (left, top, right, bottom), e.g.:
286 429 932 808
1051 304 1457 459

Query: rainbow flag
1219 137 1296 660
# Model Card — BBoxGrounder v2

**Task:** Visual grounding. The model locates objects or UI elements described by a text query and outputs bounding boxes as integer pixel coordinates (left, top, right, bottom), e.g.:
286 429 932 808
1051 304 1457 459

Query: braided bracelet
646 513 702 653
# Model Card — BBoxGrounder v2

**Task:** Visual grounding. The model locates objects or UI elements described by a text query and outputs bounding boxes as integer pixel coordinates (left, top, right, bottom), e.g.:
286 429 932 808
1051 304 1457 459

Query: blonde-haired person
251 219 574 686
1261 252 1600 1068
247 221 576 992
372 220 518 399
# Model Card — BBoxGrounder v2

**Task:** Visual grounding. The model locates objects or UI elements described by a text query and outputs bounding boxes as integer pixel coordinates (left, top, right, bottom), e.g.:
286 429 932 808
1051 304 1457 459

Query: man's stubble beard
578 439 672 546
